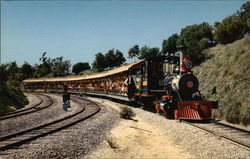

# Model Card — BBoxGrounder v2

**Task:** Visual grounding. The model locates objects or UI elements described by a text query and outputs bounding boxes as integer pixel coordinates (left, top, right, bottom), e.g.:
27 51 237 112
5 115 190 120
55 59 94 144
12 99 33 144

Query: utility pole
0 0 2 65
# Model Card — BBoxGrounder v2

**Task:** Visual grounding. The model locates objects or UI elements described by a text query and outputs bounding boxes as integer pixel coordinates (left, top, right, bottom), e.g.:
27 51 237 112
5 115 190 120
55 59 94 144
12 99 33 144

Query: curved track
0 95 101 152
0 94 53 121
183 120 250 150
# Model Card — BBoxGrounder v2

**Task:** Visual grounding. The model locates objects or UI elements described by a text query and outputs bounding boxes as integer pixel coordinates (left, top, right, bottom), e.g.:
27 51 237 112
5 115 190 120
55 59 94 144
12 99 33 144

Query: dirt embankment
86 119 195 159
84 98 195 159
193 37 250 125
84 98 250 159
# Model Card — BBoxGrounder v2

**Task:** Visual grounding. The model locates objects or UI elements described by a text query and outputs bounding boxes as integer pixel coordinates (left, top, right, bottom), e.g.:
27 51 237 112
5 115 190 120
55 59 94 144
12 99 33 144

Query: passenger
121 78 128 95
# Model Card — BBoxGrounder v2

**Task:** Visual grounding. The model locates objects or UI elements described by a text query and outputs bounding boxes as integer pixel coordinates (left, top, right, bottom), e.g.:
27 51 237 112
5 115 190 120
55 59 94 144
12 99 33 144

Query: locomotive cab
130 56 175 107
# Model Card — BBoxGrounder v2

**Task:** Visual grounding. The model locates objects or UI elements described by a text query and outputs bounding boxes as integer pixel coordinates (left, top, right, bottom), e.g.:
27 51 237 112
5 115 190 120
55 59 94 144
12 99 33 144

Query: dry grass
193 37 250 126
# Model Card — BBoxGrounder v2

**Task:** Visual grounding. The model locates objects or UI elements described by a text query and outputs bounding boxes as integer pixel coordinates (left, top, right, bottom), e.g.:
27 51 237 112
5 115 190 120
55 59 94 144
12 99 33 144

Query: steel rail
0 94 53 120
0 93 43 116
211 120 250 134
0 95 101 151
182 120 250 150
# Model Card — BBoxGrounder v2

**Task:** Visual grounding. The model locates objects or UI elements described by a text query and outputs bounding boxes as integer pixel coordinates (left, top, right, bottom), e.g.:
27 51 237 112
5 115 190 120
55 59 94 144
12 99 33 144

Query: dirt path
84 98 195 159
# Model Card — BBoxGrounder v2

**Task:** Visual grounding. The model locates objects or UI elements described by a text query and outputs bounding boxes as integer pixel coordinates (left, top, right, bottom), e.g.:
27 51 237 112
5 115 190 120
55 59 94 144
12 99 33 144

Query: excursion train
22 49 218 120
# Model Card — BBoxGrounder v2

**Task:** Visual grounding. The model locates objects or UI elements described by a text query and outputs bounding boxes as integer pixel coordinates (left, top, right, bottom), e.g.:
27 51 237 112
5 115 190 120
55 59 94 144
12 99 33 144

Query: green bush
0 63 29 115
240 105 250 126
225 102 241 124
0 82 29 115
119 106 136 119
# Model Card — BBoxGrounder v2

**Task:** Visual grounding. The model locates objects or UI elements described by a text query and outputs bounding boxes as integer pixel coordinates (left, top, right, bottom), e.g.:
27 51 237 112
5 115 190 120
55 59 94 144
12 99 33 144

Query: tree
162 34 179 54
128 45 161 59
51 57 71 77
214 15 244 44
33 52 71 77
139 46 160 59
128 45 140 59
72 62 90 75
92 49 126 72
0 64 10 83
213 21 221 30
177 22 213 46
114 50 126 67
92 53 106 72
105 49 117 68
20 62 34 80
177 22 213 65
34 52 53 77
238 1 250 35
105 49 126 68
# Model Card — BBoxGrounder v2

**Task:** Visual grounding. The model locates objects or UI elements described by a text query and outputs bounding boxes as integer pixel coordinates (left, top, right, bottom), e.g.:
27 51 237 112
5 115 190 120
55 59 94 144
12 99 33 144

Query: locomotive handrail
173 84 182 101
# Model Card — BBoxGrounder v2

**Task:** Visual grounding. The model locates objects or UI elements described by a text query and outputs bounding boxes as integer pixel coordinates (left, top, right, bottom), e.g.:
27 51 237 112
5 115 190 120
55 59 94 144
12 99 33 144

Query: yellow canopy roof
23 59 144 83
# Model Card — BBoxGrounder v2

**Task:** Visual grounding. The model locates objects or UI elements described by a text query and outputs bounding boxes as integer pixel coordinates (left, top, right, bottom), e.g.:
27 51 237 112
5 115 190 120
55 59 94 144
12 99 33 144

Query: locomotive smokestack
178 46 187 75
179 51 183 75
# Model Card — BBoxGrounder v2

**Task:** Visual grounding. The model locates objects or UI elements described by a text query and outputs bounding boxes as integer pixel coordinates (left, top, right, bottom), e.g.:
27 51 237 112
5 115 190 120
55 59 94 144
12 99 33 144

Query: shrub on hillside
0 63 29 115
240 105 250 126
225 102 241 124
0 81 29 115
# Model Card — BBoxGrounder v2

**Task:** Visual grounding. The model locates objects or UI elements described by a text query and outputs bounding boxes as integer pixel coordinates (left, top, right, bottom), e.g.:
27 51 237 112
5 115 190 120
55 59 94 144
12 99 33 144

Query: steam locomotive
22 49 217 120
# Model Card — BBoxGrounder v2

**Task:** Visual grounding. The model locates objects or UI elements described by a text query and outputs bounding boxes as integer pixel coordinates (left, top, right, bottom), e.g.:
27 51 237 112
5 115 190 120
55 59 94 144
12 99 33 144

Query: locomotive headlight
186 81 194 88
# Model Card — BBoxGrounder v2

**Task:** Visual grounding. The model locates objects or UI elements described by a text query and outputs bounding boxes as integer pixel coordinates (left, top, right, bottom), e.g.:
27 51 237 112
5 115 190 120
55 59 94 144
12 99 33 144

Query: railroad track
183 120 250 150
0 93 54 120
0 95 101 152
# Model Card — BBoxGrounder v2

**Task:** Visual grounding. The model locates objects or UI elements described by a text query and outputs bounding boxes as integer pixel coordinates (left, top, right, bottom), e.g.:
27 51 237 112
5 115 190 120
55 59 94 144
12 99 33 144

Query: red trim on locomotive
134 93 155 97
175 101 212 120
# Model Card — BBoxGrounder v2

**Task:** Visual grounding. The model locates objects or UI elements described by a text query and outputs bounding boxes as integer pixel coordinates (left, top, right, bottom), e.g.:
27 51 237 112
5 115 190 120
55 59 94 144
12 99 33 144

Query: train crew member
124 75 136 100
63 85 71 111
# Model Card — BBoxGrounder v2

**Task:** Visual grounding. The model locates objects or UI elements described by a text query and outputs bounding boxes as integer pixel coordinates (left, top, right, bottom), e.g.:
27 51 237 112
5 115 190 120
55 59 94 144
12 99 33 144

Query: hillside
0 81 29 115
0 64 29 115
193 37 250 125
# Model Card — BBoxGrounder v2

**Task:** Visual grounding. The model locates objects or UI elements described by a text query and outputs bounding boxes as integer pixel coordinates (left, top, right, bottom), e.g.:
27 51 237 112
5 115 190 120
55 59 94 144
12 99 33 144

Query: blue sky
1 0 245 66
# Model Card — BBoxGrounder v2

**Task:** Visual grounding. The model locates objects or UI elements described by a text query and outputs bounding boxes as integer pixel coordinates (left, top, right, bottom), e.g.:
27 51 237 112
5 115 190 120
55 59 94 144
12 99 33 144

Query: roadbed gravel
86 97 250 159
24 93 42 109
2 96 249 159
2 97 119 159
0 94 78 137
136 109 250 159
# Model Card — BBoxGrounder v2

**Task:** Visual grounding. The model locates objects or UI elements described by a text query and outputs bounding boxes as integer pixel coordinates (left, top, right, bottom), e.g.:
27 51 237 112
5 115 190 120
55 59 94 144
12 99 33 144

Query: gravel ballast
2 96 249 159
0 94 78 137
87 98 250 159
137 111 250 159
3 97 120 159
24 93 42 109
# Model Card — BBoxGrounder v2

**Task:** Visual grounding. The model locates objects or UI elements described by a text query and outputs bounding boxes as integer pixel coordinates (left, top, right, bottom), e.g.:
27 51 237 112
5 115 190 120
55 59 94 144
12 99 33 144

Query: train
22 49 218 120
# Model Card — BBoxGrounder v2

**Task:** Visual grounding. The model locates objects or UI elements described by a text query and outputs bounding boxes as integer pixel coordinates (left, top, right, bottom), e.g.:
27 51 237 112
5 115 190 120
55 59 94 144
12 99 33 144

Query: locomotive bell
171 74 199 95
